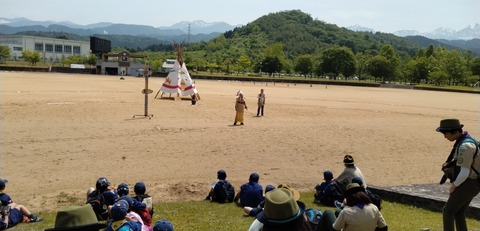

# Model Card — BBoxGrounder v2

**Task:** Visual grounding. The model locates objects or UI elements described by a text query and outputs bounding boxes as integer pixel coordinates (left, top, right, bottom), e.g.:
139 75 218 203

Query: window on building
35 43 44 52
55 45 63 53
64 45 72 53
45 44 53 53
13 47 23 51
73 46 80 54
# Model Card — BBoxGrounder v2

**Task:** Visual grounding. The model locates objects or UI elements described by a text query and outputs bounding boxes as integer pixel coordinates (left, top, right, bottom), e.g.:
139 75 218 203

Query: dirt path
1 71 478 212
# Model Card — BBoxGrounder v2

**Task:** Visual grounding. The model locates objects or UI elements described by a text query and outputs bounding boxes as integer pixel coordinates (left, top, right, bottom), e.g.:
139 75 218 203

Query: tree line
1 10 479 86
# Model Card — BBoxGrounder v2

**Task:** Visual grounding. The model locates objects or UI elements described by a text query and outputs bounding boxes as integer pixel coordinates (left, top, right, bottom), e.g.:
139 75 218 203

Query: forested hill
220 10 460 59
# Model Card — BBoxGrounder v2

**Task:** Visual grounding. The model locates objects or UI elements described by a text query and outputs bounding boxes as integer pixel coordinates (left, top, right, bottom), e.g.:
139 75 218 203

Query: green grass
8 192 479 231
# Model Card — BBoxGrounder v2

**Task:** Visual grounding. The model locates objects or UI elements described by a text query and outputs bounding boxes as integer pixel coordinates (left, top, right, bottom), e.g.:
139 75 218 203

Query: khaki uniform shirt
455 141 479 179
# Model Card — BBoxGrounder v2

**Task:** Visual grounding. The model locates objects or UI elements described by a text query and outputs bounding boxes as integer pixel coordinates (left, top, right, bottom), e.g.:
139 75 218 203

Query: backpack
134 194 154 216
212 180 235 203
366 189 382 210
317 182 344 207
305 208 322 231
86 191 109 221
442 137 480 183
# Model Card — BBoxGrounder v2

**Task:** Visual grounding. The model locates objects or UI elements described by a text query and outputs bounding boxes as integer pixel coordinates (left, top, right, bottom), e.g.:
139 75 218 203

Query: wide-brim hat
256 188 306 225
436 119 463 132
343 155 355 164
345 183 365 197
45 205 107 231
277 184 300 201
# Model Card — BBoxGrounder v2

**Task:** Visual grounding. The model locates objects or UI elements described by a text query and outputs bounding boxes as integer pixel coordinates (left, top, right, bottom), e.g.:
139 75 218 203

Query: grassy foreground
8 192 480 231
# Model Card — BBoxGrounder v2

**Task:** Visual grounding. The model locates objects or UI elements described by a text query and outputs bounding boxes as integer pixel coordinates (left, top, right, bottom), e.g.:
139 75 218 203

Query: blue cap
0 193 12 206
265 184 275 193
323 171 333 181
0 179 7 190
217 170 227 180
249 173 260 182
111 200 129 221
153 219 174 231
95 177 110 191
134 182 146 194
351 176 363 186
117 183 129 196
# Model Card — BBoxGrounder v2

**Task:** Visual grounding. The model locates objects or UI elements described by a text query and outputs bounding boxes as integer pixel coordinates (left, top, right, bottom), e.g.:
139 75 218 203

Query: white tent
156 59 198 98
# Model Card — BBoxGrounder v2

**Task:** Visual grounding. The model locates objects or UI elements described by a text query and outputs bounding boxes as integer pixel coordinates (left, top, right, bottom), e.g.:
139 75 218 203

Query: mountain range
348 24 480 40
1 17 479 41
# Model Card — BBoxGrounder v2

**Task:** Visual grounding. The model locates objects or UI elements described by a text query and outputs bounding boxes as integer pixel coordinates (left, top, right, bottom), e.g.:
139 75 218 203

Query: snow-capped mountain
348 23 480 40
0 17 236 35
346 25 375 33
394 24 480 40
158 20 240 34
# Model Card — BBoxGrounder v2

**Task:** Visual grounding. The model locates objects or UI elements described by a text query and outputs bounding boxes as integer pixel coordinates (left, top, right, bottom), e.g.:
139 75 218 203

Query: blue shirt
239 182 263 207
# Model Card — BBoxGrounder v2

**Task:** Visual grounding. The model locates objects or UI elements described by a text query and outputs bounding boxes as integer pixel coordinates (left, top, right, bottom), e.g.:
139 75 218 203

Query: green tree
294 55 313 77
425 44 434 57
368 56 391 82
86 54 97 67
0 45 10 61
21 50 41 65
261 56 282 77
429 70 449 85
443 50 467 85
151 59 163 72
405 57 429 84
236 55 251 74
471 57 480 76
318 46 355 79
378 44 400 82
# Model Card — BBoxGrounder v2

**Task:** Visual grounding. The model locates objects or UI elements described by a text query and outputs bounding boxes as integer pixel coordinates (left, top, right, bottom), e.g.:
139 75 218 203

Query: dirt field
1 71 478 212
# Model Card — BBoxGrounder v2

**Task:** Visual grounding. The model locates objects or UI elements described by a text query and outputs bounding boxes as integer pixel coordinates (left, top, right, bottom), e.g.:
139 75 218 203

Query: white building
0 35 90 63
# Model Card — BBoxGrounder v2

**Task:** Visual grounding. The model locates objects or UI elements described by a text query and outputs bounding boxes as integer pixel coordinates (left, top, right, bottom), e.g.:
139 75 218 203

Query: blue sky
1 0 479 33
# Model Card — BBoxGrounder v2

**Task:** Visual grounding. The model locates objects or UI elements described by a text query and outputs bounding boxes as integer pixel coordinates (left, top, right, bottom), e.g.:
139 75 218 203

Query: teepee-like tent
155 42 199 100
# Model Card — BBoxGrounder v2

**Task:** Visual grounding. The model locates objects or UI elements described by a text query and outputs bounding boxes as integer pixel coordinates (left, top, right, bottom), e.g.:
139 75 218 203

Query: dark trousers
256 106 264 116
443 178 480 231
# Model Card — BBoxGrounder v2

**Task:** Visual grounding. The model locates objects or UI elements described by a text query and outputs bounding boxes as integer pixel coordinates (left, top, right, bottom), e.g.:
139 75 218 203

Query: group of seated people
206 154 387 231
49 177 172 231
2 154 385 230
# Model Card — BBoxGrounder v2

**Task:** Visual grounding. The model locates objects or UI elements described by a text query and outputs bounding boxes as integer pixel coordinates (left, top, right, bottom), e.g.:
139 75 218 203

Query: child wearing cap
234 173 263 209
133 182 154 216
0 178 43 230
153 219 174 231
243 184 275 217
105 200 142 231
314 170 344 207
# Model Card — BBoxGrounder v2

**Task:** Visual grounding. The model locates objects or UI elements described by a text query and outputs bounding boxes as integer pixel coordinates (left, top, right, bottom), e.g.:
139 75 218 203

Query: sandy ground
0 71 479 212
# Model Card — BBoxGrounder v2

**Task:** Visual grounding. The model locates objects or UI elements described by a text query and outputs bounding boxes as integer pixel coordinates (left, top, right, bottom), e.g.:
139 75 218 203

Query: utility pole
187 24 191 48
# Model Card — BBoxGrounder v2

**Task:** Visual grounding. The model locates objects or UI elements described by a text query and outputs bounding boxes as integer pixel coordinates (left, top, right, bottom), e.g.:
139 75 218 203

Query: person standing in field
234 91 247 126
256 89 265 117
436 118 480 231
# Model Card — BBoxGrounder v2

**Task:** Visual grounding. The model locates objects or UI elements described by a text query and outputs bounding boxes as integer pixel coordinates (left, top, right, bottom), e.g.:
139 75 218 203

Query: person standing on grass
233 91 247 126
436 118 480 231
256 89 265 117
